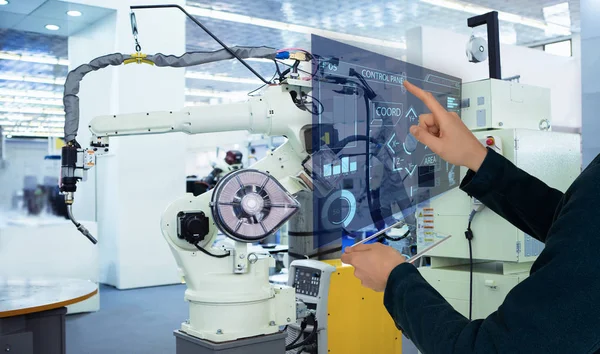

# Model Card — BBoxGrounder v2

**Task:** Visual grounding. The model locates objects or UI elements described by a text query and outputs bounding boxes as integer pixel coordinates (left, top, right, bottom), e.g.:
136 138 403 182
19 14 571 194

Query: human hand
404 80 488 172
340 243 406 292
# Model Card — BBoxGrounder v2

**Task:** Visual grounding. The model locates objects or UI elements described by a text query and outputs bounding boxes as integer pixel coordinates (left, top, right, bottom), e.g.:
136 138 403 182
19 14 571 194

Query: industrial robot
59 6 402 353
186 150 244 196
60 74 401 353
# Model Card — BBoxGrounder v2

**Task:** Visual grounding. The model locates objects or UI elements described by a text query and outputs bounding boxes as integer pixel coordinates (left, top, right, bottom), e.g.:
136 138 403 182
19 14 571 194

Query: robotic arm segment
87 83 311 152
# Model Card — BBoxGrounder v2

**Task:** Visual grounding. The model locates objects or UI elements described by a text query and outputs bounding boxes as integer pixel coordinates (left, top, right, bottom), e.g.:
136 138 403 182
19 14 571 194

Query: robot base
174 330 287 354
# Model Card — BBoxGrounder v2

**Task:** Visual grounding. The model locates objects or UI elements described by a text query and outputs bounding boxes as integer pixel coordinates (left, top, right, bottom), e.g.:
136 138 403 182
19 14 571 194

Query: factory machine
58 6 577 354
416 79 581 320
59 6 410 353
415 11 582 323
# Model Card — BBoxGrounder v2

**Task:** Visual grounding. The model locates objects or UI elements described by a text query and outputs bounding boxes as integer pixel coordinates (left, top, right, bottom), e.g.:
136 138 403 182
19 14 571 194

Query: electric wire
194 243 231 258
129 4 272 84
286 315 318 351
286 317 309 350
247 71 278 96
465 209 478 320
468 236 474 320
275 60 315 78
300 92 324 115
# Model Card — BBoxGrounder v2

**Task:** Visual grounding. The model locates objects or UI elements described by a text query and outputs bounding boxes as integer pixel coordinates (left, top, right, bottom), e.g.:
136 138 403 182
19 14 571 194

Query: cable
274 59 283 79
468 235 474 320
130 4 271 84
383 229 411 242
275 60 314 77
194 243 231 258
286 315 318 351
300 92 324 115
286 317 308 349
248 70 278 96
464 208 479 320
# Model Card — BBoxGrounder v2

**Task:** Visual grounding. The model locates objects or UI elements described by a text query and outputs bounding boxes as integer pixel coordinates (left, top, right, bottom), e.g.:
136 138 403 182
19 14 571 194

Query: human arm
403 80 563 242
459 147 564 242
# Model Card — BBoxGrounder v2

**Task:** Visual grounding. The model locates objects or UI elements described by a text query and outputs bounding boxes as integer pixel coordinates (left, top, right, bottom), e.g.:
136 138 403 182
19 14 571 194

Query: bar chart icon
323 157 358 177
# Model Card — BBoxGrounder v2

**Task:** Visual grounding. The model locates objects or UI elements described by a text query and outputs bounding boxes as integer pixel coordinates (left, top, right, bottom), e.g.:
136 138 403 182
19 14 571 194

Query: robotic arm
61 80 313 239
60 80 319 342
188 150 244 196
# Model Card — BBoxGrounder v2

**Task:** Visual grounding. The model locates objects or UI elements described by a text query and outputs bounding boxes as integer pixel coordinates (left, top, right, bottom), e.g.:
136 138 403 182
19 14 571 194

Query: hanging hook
130 11 142 53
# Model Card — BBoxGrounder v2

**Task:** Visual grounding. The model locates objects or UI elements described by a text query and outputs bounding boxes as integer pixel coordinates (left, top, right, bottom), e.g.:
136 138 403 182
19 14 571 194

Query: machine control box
288 259 402 354
293 266 322 297
417 129 580 263
461 79 551 131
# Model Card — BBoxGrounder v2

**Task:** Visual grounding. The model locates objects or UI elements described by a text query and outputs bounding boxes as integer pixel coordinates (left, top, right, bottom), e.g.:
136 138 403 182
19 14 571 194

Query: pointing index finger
403 80 448 117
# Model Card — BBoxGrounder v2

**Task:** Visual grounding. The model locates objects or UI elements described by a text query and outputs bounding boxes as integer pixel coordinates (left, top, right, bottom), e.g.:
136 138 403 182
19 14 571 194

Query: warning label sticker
417 206 436 245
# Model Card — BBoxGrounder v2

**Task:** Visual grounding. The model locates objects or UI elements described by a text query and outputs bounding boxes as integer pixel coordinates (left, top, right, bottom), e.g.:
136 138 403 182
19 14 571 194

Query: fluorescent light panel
0 73 66 85
3 132 63 137
0 106 64 115
0 88 62 99
0 51 69 66
185 5 407 49
419 0 571 36
0 97 63 106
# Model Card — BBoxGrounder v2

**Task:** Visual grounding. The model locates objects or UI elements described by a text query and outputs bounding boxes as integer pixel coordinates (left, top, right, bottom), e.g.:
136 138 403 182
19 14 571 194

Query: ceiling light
45 24 60 31
543 2 571 33
0 73 66 85
0 88 62 99
45 117 65 122
185 71 263 84
1 126 63 137
419 0 571 36
185 5 407 50
0 0 9 6
0 97 63 106
66 10 82 17
0 51 69 66
0 114 64 121
0 114 35 121
0 107 64 115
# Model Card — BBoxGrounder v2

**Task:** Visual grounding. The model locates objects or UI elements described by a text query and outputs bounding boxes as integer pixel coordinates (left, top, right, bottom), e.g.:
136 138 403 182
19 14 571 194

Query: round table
0 278 97 354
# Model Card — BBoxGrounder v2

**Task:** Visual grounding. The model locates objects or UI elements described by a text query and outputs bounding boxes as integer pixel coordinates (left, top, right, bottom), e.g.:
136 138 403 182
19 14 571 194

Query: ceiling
0 0 579 137
0 0 113 36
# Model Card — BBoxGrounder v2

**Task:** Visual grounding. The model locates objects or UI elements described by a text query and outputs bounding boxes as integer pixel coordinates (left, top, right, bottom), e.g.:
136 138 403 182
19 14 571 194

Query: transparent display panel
310 35 461 249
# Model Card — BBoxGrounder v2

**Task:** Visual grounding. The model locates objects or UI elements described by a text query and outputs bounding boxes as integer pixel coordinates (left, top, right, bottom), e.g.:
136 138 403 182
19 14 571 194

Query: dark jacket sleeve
383 154 600 354
460 148 564 242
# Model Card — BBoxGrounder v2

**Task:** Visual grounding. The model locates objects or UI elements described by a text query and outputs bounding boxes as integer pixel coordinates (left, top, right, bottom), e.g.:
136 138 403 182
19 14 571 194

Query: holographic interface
310 35 461 249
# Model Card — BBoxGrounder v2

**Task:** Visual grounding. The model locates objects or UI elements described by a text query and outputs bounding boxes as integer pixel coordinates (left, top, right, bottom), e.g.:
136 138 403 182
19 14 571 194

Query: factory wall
407 26 581 130
581 0 600 167
0 139 48 213
67 0 187 289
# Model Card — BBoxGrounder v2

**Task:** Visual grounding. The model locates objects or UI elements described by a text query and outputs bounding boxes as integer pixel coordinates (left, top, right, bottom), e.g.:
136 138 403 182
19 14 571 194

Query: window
544 39 572 57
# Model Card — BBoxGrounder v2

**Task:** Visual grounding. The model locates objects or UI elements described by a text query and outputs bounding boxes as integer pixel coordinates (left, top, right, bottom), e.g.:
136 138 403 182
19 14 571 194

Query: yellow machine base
323 259 402 354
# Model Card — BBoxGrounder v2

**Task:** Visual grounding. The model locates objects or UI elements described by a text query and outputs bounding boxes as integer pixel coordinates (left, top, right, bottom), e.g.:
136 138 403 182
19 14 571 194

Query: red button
486 138 495 146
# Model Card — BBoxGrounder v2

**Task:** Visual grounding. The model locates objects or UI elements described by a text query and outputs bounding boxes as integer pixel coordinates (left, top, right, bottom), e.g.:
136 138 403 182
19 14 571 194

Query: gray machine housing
419 129 581 263
174 330 287 354
461 79 552 131
286 259 336 354
418 129 581 320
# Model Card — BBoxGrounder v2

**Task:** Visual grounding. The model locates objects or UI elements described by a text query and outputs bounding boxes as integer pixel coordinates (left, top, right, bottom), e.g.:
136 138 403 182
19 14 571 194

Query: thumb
350 244 372 252
410 125 441 151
